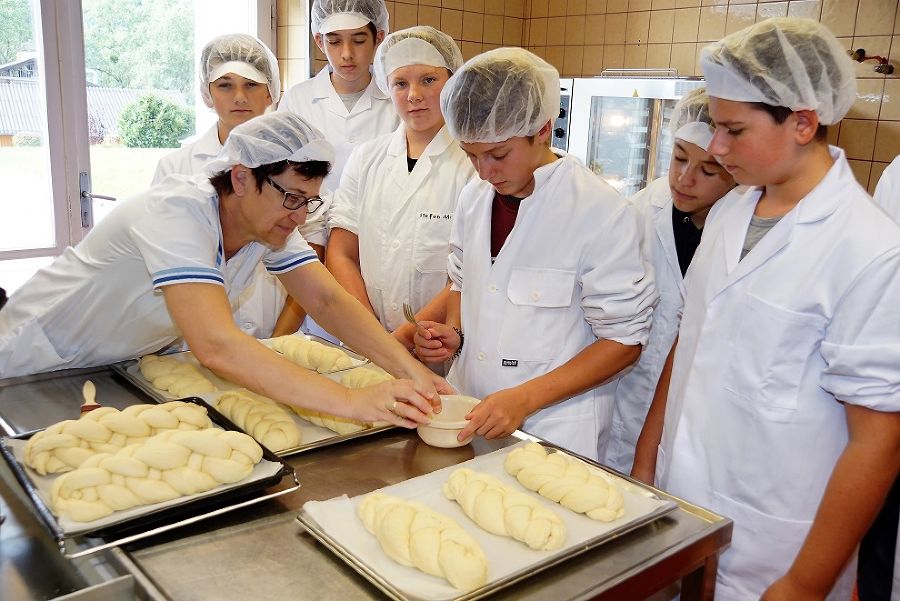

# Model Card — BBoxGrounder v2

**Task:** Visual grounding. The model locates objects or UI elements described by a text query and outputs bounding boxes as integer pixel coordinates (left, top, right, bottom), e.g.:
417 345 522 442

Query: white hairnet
199 34 280 108
373 26 463 94
669 87 714 150
204 112 336 176
440 48 560 143
311 0 389 35
700 17 856 125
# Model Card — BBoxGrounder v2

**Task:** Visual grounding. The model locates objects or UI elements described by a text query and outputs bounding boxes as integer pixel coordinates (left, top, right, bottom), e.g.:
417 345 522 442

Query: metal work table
0 367 732 601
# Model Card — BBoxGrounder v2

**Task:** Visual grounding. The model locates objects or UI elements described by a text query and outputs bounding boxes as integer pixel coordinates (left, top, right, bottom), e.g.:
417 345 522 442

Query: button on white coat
531 291 540 301
488 285 498 293
476 351 486 361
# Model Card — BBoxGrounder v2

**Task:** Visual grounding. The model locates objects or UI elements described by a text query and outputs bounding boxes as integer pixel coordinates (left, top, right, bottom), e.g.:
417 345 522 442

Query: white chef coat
657 148 900 601
874 156 900 223
152 124 222 186
446 153 656 461
329 124 475 332
0 175 318 377
278 66 399 194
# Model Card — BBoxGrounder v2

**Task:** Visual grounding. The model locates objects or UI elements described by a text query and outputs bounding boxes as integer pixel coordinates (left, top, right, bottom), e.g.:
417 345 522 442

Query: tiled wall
276 0 900 192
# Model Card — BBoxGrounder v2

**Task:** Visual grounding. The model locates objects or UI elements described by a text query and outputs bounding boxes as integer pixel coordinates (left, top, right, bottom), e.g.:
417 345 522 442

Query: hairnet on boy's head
700 17 856 125
440 48 560 143
373 26 463 94
199 34 280 108
311 0 389 35
669 87 715 150
204 112 335 175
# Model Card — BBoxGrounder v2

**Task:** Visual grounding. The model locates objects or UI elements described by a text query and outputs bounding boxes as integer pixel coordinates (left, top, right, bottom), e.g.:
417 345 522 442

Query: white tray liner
302 441 674 601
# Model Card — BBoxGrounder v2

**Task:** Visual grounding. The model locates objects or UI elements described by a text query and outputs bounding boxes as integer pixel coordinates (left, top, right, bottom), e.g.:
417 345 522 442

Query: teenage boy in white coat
0 112 447 428
632 18 900 601
413 49 656 461
604 87 738 473
327 27 473 339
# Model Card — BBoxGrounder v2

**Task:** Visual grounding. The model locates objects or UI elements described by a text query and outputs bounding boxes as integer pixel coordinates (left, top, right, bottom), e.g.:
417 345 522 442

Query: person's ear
230 165 250 195
314 33 325 53
792 109 820 145
375 30 385 45
535 120 553 145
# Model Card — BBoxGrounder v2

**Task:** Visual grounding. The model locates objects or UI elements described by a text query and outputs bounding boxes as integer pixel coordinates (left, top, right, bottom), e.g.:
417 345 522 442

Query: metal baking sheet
113 333 369 402
0 397 298 556
297 441 677 601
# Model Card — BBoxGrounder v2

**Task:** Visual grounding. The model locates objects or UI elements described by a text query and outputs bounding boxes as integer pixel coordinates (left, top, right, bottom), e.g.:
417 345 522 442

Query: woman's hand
347 379 438 428
413 321 460 363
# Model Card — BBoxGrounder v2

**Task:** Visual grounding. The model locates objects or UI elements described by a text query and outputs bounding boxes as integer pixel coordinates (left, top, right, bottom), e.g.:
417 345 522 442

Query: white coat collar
386 123 454 159
192 123 223 159
529 149 572 196
310 65 389 103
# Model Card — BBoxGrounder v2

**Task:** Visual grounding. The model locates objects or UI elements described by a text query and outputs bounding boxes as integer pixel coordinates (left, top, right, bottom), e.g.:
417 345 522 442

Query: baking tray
0 397 300 558
112 333 369 402
297 440 677 601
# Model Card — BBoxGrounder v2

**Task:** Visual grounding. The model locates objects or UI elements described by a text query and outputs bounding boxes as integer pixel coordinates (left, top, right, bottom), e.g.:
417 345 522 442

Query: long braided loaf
216 390 302 452
269 335 355 373
139 355 217 397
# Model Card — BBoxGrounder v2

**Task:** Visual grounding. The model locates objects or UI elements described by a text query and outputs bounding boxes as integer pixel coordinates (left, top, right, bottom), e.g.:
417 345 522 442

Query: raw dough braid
139 355 217 397
504 442 625 522
216 390 302 452
269 335 355 373
24 402 213 475
443 468 565 551
339 368 393 389
357 492 488 591
50 429 263 522
288 405 373 435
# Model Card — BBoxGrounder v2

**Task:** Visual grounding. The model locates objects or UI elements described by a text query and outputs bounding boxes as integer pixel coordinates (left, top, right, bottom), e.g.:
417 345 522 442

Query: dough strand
216 390 302 452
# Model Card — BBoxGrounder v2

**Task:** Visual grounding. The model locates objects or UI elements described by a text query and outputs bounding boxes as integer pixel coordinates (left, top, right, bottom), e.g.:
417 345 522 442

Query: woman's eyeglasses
265 177 324 213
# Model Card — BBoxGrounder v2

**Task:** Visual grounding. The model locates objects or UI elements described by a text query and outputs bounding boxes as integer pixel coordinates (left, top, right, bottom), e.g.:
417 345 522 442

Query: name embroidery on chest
501 359 518 367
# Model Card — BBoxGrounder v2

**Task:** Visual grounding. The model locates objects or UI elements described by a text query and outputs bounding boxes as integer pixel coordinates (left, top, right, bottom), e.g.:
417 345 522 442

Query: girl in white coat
327 27 473 337
633 18 900 601
414 49 656 461
605 87 738 473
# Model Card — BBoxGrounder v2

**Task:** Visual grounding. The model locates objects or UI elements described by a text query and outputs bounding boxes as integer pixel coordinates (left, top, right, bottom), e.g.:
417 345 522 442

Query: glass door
585 96 654 197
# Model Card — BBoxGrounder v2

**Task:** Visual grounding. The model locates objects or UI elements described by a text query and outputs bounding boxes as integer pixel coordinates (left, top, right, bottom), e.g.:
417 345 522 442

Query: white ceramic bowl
416 394 480 448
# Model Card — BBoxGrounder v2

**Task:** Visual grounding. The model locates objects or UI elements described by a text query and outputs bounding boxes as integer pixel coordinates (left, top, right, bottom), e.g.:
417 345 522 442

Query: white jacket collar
310 65 388 101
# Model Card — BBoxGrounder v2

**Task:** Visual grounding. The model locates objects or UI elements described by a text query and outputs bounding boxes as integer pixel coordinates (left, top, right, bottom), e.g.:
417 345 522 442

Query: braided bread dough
139 355 217 397
24 402 213 475
340 368 393 389
216 390 302 452
357 492 488 591
504 442 625 522
50 429 263 522
288 405 373 435
269 335 355 373
443 468 565 551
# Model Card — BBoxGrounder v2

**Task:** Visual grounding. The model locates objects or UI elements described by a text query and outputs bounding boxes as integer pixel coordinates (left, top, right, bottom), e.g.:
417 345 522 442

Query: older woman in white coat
326 26 473 339
604 87 738 473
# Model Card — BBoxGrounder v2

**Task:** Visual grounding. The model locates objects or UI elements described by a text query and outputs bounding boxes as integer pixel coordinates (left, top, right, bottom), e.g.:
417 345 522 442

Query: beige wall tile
727 0 755 4
608 0 629 12
847 79 885 119
463 11 485 40
670 41 696 75
629 0 652 10
855 0 896 36
484 14 504 42
482 42 502 50
549 0 567 16
567 14 588 44
485 0 506 13
586 14 607 44
583 45 605 73
606 12 628 42
420 0 442 6
625 42 648 67
604 43 626 67
674 0 700 6
444 0 465 8
419 5 442 28
839 119 877 159
281 59 308 88
464 0 486 10
626 10 651 43
649 9 675 42
851 36 891 79
506 0 527 16
504 16 524 44
673 7 700 42
461 41 483 59
870 161 890 194
546 45 566 70
586 0 609 13
698 5 727 41
564 45 585 74
787 0 821 19
882 79 900 121
286 0 307 26
895 3 900 33
394 3 419 29
820 0 859 37
569 0 588 13
548 16 567 44
847 159 873 187
441 9 464 38
529 16 548 43
826 122 841 145
725 4 757 35
646 42 672 66
531 0 549 16
276 25 289 60
757 2 789 20
652 0 675 7
701 0 727 5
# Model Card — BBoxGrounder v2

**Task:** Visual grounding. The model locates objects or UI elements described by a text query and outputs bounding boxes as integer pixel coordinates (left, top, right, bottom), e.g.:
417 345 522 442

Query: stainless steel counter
0 367 732 601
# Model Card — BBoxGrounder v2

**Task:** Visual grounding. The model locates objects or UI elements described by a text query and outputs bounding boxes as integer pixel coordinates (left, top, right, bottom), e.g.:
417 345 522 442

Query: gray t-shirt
741 214 783 260
338 90 365 112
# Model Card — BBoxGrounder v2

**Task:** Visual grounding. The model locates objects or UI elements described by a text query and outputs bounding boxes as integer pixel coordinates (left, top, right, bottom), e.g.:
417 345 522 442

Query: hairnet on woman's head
373 26 463 94
700 17 856 125
440 48 560 143
311 0 389 35
199 34 280 108
669 87 715 150
204 112 335 175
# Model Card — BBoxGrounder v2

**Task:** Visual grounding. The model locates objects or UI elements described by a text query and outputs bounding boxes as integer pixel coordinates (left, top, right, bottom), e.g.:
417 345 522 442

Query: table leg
681 554 719 601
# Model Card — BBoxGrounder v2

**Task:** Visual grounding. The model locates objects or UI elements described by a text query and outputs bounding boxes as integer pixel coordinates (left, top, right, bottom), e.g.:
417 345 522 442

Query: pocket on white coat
498 268 576 363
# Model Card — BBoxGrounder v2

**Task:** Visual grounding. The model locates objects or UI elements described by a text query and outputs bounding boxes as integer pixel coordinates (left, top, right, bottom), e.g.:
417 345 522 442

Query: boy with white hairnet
413 48 656 461
606 87 740 473
152 34 309 341
0 112 448 430
632 18 900 600
327 26 474 344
